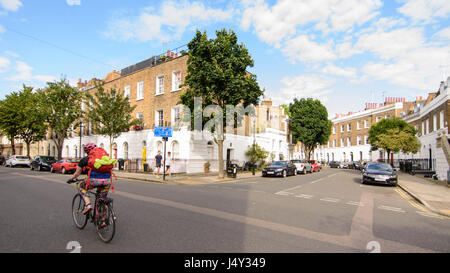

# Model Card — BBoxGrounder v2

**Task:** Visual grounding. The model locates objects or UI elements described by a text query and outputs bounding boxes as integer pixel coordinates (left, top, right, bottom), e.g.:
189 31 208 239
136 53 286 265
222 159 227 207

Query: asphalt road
1 166 449 253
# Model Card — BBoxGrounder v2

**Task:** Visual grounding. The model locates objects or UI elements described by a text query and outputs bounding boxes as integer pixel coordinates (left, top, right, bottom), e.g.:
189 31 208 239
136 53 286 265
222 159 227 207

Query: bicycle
67 178 116 243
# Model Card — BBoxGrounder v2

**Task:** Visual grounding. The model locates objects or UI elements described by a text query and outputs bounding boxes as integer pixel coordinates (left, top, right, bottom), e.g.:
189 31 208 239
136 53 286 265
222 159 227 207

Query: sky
0 0 449 118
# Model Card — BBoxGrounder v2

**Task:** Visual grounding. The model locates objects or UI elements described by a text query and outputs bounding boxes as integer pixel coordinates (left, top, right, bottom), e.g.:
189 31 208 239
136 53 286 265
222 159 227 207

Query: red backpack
87 147 114 173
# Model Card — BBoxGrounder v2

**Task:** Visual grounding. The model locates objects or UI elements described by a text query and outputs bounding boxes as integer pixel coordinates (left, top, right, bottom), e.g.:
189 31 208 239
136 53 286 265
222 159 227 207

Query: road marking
295 194 313 199
275 192 293 196
346 201 365 207
320 197 340 203
378 205 405 213
416 211 445 220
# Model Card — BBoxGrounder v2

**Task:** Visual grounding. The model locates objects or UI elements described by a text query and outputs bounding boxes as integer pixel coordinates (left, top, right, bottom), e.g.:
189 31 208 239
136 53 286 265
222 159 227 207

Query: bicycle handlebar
66 178 85 184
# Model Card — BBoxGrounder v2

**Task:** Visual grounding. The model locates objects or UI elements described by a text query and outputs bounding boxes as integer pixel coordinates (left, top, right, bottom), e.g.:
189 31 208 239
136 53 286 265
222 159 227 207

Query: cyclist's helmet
83 142 97 154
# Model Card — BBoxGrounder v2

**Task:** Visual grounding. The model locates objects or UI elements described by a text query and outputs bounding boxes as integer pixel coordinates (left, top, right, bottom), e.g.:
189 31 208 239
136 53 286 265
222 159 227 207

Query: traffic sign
154 127 172 137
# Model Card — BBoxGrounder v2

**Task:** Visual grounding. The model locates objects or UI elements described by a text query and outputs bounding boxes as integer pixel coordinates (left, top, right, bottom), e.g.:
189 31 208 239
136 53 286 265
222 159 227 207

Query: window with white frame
426 119 429 134
333 126 336 134
347 123 351 132
364 135 369 145
172 71 182 91
340 138 344 147
347 137 351 147
156 75 164 95
171 106 181 127
137 112 144 123
357 121 360 130
440 110 445 129
376 116 382 122
156 110 164 127
422 121 425 135
357 136 362 145
433 114 437 132
364 120 369 128
341 124 344 132
136 81 144 101
124 85 130 100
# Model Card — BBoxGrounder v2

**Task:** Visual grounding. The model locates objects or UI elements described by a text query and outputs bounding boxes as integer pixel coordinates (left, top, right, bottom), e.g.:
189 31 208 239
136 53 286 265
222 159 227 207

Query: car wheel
361 177 365 184
37 165 41 171
282 170 287 178
294 169 297 176
30 165 34 171
62 167 66 175
50 167 54 173
303 168 306 175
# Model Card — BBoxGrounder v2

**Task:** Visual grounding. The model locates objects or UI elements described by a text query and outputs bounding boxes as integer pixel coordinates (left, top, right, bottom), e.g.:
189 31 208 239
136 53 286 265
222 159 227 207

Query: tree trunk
9 137 15 155
218 139 224 178
25 140 31 158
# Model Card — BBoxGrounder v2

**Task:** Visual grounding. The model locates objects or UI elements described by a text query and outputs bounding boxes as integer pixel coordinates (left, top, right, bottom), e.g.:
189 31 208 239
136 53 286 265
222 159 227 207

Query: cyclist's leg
78 182 92 214
95 180 111 228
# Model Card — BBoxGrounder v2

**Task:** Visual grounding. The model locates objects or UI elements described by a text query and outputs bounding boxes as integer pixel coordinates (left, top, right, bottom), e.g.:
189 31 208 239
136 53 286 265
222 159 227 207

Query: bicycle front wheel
95 201 116 243
72 194 88 229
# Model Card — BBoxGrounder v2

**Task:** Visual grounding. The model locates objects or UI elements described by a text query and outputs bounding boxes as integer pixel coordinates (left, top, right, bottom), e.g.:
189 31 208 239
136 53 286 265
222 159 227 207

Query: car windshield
66 159 78 163
16 156 29 160
41 156 56 162
291 160 301 163
271 161 287 166
367 163 393 172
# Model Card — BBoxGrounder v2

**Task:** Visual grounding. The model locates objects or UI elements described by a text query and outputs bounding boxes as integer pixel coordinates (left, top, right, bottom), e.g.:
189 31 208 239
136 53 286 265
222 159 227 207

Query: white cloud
104 1 233 43
66 0 81 6
272 74 333 105
322 63 357 78
0 24 5 33
398 0 450 23
282 35 336 63
0 0 22 11
241 0 382 46
355 27 425 60
433 27 450 41
4 61 56 83
0 56 10 72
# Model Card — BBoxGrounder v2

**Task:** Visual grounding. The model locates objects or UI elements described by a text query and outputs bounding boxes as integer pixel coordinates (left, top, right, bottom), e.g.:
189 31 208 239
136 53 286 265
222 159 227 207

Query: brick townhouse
59 49 290 173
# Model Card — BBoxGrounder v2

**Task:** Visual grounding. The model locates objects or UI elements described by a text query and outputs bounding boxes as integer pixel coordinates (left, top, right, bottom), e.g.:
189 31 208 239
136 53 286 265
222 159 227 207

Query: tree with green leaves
0 91 23 155
245 143 269 166
85 84 139 155
17 85 47 158
368 117 421 163
179 29 263 178
287 98 332 160
38 78 83 160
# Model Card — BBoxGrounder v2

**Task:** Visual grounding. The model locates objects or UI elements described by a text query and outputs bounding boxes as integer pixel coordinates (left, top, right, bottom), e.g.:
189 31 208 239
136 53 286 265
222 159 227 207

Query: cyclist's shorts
79 179 111 198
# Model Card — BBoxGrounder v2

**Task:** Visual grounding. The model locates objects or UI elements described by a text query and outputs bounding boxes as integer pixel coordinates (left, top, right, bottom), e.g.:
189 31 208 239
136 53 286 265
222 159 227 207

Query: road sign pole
163 137 167 181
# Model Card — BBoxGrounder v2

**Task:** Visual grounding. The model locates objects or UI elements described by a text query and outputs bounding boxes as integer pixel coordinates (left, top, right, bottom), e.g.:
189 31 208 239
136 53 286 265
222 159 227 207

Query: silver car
290 160 313 174
5 155 31 167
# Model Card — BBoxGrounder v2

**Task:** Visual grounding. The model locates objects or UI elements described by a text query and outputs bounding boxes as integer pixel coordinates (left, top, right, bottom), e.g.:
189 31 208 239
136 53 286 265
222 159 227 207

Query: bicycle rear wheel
95 201 116 243
72 194 88 229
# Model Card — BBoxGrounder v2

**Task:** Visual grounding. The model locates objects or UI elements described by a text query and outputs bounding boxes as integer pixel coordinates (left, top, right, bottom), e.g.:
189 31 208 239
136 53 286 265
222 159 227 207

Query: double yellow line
395 188 450 219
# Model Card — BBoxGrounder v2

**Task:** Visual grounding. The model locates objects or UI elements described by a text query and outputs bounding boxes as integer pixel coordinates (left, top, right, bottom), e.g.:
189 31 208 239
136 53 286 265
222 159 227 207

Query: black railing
398 158 436 174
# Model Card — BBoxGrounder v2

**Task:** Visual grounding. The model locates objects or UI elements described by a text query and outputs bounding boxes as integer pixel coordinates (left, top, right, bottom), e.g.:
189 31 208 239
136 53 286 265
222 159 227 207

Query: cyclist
67 143 111 227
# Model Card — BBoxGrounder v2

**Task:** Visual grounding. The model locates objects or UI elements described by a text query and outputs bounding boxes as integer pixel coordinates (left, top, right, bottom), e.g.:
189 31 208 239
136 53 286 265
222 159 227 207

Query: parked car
362 162 398 186
5 155 30 167
339 162 349 169
30 156 57 171
308 160 321 172
351 161 363 170
0 154 5 165
290 160 313 174
329 161 341 168
262 161 297 178
51 158 79 174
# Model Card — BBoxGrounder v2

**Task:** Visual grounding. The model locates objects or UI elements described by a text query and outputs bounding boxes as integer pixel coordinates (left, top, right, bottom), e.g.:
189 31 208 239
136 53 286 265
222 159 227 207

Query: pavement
115 168 450 218
397 172 450 218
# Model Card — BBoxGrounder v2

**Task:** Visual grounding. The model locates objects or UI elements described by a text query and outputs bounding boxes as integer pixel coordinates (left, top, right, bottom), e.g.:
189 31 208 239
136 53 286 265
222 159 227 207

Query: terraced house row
309 77 450 181
57 49 291 173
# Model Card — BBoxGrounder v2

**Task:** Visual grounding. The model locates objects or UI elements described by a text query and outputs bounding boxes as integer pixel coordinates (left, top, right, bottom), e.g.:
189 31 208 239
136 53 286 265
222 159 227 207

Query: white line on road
295 194 313 199
346 201 365 207
275 192 293 196
320 197 340 203
416 211 445 219
378 205 405 213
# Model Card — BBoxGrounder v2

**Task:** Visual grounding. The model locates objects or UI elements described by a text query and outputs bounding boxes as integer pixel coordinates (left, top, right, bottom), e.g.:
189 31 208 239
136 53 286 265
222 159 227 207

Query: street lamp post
79 118 83 159
252 119 256 175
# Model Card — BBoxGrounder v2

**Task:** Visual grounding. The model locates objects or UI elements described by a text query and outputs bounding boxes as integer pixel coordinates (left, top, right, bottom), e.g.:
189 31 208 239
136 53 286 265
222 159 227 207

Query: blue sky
0 0 449 118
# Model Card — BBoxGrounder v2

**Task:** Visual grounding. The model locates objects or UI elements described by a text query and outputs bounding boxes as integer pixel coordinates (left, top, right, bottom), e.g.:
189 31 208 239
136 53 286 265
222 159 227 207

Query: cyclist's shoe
99 222 107 229
82 204 93 215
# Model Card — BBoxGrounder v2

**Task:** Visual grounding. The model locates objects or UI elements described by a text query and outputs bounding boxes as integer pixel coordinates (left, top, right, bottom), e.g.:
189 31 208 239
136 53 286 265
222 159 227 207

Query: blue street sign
154 127 172 137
